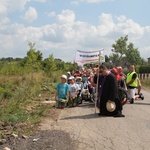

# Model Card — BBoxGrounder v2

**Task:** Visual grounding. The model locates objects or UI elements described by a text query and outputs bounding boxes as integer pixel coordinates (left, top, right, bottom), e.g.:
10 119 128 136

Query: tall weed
0 72 54 137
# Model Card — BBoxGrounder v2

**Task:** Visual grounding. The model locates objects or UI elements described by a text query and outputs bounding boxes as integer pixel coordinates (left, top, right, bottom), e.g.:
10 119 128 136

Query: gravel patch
0 130 77 150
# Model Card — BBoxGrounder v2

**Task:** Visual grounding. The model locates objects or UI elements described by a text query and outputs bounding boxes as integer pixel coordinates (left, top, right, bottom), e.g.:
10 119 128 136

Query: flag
75 49 105 64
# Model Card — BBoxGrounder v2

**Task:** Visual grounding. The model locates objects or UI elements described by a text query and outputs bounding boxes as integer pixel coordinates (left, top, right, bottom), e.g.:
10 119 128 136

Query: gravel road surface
41 89 150 150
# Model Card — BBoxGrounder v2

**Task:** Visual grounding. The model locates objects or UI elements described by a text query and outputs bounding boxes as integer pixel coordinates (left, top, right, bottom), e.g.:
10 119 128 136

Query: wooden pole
95 50 101 114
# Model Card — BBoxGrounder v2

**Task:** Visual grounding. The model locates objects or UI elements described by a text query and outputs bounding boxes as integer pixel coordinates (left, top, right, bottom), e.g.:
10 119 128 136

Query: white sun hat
61 74 67 80
106 101 116 112
68 76 75 80
67 71 71 75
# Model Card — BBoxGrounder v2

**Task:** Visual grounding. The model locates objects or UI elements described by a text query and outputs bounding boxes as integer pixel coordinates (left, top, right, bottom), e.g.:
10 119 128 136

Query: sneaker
139 93 144 100
130 98 134 104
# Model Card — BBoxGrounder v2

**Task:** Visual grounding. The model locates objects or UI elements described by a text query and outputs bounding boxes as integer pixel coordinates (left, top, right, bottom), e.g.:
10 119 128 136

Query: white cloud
47 11 56 17
117 15 126 23
33 0 47 3
97 13 114 36
0 16 10 41
80 0 112 3
71 1 79 5
0 0 29 16
0 16 10 25
23 7 38 23
57 10 75 24
0 10 150 61
0 3 7 16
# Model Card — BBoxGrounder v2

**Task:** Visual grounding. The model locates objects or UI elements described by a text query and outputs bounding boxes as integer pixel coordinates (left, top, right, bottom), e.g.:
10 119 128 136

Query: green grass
141 79 150 87
0 72 57 138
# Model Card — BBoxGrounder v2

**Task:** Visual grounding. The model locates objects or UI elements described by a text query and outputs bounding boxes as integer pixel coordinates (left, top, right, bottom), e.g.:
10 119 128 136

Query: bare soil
0 130 76 150
0 108 78 150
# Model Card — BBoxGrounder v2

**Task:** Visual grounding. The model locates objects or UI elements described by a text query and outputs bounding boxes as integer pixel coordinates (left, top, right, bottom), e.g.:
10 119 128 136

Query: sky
0 0 150 62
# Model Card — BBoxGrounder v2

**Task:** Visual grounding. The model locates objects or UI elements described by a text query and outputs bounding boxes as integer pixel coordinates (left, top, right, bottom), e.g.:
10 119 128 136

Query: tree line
0 36 149 75
0 42 77 76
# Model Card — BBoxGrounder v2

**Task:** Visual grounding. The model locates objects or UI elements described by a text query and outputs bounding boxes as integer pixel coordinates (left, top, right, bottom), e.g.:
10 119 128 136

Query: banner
75 50 105 63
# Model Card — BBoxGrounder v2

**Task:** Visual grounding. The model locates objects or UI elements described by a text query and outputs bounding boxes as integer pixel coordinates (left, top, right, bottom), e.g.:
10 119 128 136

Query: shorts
58 98 67 107
68 97 77 105
128 88 136 100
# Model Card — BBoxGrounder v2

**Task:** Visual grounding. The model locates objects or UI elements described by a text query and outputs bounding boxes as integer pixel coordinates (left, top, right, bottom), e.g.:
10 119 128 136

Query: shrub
0 87 13 99
139 65 150 73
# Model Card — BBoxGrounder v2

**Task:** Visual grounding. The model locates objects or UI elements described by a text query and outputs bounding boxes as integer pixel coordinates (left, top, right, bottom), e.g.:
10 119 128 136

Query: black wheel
118 87 128 105
130 98 134 104
78 97 82 104
84 95 89 101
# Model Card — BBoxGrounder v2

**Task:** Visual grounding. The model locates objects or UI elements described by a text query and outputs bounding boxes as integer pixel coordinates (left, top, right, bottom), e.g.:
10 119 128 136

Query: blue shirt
56 83 70 99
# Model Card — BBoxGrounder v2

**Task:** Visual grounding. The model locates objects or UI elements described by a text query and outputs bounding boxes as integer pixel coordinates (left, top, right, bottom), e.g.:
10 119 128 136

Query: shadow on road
77 102 95 108
133 102 150 106
61 113 112 120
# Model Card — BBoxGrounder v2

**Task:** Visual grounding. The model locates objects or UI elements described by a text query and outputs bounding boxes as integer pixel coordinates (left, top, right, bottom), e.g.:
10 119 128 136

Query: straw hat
106 101 116 112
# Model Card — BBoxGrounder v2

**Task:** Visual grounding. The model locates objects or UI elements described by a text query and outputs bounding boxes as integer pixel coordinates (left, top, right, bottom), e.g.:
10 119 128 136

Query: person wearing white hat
68 76 80 107
55 74 70 109
67 71 71 84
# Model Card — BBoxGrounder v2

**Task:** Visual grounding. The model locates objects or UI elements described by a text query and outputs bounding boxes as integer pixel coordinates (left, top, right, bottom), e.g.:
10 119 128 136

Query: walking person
96 65 125 117
55 75 70 109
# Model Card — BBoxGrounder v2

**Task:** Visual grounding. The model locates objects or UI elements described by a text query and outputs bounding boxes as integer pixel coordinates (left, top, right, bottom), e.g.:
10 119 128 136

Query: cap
116 67 123 73
67 71 71 75
111 68 118 75
68 76 75 80
76 77 82 81
61 75 67 80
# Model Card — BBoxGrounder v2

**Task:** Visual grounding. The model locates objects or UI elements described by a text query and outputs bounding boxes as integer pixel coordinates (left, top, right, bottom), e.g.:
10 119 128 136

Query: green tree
55 59 65 70
110 35 145 67
43 54 56 75
105 55 110 62
22 42 43 71
109 53 120 66
126 43 142 66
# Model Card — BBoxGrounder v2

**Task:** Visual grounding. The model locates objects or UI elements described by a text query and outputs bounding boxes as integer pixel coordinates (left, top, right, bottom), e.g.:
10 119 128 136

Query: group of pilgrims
55 64 144 117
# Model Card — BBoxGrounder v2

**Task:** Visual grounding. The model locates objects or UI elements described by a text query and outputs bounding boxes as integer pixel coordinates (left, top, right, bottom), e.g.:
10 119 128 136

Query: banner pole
95 50 101 114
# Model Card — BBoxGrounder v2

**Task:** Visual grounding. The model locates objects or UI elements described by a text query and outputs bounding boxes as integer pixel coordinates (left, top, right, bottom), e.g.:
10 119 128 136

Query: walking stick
95 50 101 114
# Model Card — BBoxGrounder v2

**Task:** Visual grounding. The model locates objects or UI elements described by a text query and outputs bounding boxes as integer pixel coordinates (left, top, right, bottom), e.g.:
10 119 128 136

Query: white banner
75 50 105 63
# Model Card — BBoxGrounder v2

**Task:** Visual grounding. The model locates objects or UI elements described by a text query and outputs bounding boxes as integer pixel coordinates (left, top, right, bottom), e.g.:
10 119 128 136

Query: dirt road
41 89 150 150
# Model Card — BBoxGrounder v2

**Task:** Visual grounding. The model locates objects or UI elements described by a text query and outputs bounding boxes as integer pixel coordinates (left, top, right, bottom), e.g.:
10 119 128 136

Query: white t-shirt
69 83 80 97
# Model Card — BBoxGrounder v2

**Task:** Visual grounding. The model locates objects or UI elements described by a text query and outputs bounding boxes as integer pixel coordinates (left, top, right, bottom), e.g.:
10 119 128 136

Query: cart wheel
118 87 128 105
78 97 83 104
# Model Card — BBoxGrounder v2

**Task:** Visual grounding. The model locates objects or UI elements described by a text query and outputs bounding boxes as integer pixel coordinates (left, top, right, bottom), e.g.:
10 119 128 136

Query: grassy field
141 78 150 89
0 71 62 138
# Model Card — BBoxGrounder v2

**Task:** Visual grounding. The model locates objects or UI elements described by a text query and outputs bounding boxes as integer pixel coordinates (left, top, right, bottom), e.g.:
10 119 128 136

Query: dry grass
141 79 150 90
0 72 57 138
